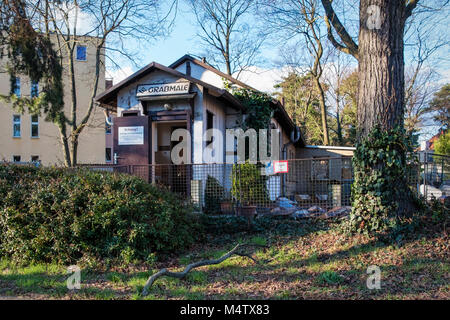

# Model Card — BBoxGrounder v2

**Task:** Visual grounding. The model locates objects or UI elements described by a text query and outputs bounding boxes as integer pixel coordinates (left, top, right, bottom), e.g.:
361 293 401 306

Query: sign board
118 126 144 145
136 81 190 97
274 160 289 174
264 161 274 176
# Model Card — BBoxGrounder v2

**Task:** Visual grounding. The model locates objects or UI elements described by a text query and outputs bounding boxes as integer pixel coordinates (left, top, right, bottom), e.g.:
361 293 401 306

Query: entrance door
170 126 188 195
113 114 152 181
153 123 189 196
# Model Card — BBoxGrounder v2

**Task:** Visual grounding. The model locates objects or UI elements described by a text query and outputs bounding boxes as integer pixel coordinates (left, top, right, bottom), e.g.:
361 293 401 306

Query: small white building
95 55 303 167
95 55 304 204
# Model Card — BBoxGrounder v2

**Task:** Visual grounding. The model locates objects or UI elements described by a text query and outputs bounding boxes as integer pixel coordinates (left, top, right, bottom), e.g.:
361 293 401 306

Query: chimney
186 61 191 76
105 79 113 89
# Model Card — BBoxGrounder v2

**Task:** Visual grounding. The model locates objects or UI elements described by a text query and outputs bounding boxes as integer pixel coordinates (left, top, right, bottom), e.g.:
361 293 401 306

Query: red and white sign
274 160 289 173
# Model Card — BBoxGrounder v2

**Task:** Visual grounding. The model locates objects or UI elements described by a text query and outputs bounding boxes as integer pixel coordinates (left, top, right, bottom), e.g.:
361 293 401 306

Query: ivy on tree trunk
322 0 421 233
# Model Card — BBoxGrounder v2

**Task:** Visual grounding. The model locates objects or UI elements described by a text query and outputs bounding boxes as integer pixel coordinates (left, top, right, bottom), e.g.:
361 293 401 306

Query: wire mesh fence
80 153 449 215
82 157 354 215
3 152 447 215
416 153 450 201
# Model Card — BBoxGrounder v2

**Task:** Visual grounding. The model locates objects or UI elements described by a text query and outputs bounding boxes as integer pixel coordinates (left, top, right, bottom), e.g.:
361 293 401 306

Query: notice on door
118 126 144 145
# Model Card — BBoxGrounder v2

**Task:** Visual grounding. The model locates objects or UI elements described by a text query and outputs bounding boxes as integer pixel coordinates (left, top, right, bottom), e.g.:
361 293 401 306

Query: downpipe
281 126 301 197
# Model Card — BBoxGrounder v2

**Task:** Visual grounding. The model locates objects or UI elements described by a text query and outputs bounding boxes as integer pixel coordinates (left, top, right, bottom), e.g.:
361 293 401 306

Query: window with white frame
31 115 39 138
31 155 40 162
76 45 87 61
13 115 21 137
13 155 21 162
31 80 39 98
13 77 20 97
206 110 214 144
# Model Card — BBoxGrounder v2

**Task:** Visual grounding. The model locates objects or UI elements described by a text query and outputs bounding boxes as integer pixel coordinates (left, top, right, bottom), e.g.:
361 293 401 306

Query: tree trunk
336 109 343 145
57 124 71 167
70 44 103 167
321 0 419 230
315 77 330 145
68 45 78 167
357 0 406 139
355 0 417 219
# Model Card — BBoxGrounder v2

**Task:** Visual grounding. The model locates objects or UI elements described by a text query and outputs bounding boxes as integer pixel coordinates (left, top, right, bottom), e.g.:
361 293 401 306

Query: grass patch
316 271 344 286
1 218 448 300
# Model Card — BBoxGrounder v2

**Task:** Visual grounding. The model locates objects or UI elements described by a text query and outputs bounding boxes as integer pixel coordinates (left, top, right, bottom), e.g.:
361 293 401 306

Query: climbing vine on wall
224 80 274 131
345 125 420 235
225 82 272 205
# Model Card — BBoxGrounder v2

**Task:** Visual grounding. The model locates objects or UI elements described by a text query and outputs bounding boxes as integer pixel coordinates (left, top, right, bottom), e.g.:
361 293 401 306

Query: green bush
434 131 449 156
231 162 269 205
0 165 203 265
203 175 225 215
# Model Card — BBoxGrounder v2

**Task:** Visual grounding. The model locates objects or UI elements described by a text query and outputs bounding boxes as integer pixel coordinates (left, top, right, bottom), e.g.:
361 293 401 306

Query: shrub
231 162 269 205
0 165 203 265
434 131 449 156
203 175 225 214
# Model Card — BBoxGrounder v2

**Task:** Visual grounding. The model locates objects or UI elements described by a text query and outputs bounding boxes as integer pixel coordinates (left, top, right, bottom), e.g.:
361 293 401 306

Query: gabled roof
169 54 259 91
94 61 244 111
95 55 306 147
170 55 305 146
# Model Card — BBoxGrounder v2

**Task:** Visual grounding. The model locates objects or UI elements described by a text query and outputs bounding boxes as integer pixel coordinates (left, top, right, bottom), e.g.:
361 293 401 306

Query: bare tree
258 0 331 145
323 48 354 145
1 0 174 166
318 0 450 220
404 67 440 137
185 0 264 78
403 1 450 137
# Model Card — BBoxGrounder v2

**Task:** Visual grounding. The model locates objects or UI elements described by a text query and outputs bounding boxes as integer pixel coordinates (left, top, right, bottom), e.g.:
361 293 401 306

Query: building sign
274 160 289 173
118 126 144 145
136 81 190 97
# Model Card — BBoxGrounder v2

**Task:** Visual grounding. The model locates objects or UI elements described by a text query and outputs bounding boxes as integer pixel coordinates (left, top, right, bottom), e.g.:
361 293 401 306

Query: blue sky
106 1 449 86
104 1 449 141
105 1 280 84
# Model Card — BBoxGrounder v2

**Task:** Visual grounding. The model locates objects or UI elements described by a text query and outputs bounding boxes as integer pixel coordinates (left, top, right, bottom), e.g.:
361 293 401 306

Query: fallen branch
142 243 266 296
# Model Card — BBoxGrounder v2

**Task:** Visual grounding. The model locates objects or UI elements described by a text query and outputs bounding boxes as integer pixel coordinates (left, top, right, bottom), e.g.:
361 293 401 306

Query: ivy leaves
231 86 274 131
346 125 418 235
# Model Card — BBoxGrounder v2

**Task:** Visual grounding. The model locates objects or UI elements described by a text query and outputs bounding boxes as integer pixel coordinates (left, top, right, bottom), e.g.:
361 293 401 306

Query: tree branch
141 243 267 296
324 15 354 57
405 0 420 20
321 0 358 59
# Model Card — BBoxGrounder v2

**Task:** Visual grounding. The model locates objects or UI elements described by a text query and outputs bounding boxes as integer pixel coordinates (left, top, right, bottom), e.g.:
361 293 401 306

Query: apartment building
0 36 107 165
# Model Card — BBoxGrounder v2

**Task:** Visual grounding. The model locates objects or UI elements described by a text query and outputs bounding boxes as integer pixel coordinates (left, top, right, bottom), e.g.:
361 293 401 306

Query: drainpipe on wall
103 109 114 126
281 126 301 197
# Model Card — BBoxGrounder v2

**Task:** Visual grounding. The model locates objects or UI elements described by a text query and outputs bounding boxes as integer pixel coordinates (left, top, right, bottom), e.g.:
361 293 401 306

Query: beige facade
0 36 106 165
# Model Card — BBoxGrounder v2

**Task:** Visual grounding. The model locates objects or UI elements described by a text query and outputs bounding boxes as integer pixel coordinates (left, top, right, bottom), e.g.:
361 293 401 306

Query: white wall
117 70 182 116
175 62 226 89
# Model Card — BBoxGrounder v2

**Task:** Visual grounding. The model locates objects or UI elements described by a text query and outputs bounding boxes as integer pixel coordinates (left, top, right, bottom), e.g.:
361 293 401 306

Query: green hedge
0 165 203 265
